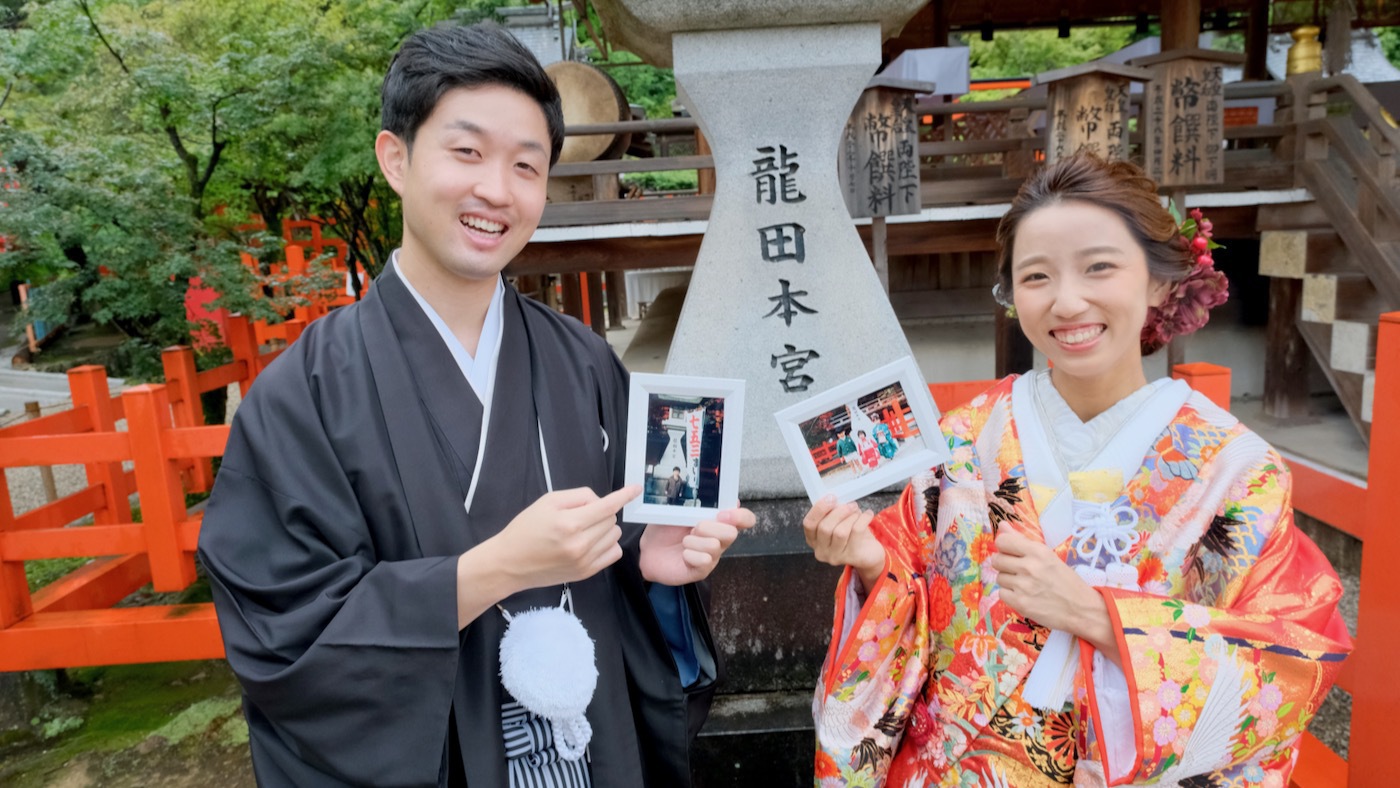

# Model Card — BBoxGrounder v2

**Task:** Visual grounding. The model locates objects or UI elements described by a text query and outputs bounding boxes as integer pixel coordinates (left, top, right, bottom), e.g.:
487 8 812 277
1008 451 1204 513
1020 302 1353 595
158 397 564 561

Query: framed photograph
623 373 746 527
773 356 950 504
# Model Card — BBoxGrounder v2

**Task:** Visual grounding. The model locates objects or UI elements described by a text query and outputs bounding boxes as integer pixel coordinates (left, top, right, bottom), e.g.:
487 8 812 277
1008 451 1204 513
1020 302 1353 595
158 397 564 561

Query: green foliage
621 169 697 192
25 556 92 593
40 716 84 740
149 697 242 744
1380 27 1400 68
962 26 1136 79
596 51 676 119
0 0 516 365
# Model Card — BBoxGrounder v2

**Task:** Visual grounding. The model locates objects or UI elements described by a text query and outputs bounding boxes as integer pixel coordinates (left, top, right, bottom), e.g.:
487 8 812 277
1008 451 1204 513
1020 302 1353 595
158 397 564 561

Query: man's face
379 84 551 283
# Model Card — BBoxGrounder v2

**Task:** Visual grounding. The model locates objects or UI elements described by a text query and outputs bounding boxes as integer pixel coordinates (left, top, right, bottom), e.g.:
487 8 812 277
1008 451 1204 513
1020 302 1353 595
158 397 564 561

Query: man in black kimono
197 22 754 787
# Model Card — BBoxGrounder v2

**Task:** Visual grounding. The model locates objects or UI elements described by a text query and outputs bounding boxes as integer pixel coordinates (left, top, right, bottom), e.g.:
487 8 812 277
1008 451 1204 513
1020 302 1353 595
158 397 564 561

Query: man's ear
375 130 409 196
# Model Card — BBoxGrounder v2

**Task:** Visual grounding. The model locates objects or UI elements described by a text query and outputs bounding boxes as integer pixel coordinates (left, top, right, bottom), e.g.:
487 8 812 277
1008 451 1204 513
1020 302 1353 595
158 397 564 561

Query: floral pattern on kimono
813 376 1352 788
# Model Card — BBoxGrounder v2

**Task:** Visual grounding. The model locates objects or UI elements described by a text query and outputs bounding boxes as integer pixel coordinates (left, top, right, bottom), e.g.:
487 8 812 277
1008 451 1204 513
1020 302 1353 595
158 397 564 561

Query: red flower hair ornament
1141 204 1230 353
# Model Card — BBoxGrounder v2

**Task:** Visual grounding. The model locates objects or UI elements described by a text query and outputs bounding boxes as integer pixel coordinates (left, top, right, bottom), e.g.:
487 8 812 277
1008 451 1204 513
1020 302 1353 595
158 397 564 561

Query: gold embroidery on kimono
813 376 1352 788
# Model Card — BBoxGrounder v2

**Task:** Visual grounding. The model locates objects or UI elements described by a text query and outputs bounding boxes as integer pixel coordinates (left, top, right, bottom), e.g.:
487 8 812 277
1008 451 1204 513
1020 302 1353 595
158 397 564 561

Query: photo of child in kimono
642 394 724 508
799 385 923 486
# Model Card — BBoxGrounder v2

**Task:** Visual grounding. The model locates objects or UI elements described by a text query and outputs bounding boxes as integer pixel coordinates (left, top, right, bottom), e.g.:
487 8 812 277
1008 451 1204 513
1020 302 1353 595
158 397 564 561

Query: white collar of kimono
391 251 504 410
1011 370 1191 712
391 252 553 509
1010 370 1191 546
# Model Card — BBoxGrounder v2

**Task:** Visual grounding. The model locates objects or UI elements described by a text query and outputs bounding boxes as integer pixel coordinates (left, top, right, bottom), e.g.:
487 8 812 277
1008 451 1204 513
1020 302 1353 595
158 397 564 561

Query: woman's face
1009 200 1170 393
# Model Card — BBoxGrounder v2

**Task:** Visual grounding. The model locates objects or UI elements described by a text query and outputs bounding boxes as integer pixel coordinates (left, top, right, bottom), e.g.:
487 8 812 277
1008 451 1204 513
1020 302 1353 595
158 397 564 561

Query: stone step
694 690 815 788
1330 320 1379 375
1260 229 1353 279
1362 369 1375 423
1301 272 1383 324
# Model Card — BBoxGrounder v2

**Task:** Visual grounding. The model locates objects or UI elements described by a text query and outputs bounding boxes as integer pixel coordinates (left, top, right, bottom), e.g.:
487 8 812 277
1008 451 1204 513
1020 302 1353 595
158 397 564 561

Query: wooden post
561 273 584 324
584 273 606 337
67 365 129 525
284 318 307 345
995 308 1035 377
605 271 627 329
1264 278 1310 418
123 385 197 592
930 0 949 47
161 346 214 493
23 402 58 503
1348 311 1400 785
872 217 889 294
695 129 716 196
1160 0 1201 51
0 462 31 628
226 314 260 394
1004 107 1034 179
1244 0 1270 81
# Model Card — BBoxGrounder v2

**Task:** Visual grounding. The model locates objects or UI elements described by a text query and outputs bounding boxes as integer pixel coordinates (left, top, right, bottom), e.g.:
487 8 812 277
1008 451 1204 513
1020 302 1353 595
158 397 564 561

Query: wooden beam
605 271 627 329
1298 322 1372 440
889 287 997 320
0 606 223 671
1244 0 1270 81
560 272 584 325
539 194 713 228
696 130 716 196
1160 0 1202 51
1300 272 1383 324
585 272 606 337
930 0 949 47
31 555 151 615
551 154 713 178
1264 278 1311 419
507 235 701 276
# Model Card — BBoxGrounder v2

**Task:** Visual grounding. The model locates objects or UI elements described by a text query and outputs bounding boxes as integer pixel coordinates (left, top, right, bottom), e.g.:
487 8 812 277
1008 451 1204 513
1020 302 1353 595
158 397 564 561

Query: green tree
0 0 506 371
964 26 1136 80
1379 27 1400 68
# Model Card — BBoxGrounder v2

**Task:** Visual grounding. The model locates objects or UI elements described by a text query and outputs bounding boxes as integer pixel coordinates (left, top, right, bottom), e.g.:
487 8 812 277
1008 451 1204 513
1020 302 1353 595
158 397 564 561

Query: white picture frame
773 356 950 504
623 373 746 528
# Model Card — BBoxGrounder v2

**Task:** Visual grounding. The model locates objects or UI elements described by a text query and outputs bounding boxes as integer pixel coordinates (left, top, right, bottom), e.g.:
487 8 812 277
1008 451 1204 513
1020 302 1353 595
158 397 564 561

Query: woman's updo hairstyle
992 153 1208 355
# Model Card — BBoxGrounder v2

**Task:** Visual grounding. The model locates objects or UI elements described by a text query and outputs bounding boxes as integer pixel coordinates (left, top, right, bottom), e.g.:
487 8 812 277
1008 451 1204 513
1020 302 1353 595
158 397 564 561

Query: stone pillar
665 24 916 497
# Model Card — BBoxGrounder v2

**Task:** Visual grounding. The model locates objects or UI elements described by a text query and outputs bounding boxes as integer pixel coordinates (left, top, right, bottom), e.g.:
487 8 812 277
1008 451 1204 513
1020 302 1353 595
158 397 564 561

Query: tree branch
196 89 246 197
76 0 134 78
0 81 12 115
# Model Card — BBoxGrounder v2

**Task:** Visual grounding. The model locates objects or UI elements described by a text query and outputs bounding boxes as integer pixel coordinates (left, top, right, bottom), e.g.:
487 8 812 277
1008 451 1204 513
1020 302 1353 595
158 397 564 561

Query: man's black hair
381 22 565 165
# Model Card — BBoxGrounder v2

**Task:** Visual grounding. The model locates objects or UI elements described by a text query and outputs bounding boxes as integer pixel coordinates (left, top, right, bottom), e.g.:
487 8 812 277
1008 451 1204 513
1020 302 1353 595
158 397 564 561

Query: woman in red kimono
803 154 1351 788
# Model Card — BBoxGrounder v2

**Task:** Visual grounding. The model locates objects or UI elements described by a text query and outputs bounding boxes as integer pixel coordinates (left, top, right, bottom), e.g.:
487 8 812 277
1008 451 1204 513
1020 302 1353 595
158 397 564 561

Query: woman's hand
803 495 887 592
990 529 1121 667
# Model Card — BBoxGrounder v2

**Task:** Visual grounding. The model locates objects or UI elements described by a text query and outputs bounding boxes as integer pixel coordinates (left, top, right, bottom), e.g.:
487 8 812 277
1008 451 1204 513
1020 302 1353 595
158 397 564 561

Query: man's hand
989 529 1121 666
802 495 886 592
639 508 755 586
458 486 639 628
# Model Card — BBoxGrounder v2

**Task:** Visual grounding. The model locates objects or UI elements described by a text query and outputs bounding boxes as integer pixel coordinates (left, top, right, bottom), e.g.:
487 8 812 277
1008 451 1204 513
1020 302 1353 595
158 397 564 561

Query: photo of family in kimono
798 383 921 486
642 393 725 508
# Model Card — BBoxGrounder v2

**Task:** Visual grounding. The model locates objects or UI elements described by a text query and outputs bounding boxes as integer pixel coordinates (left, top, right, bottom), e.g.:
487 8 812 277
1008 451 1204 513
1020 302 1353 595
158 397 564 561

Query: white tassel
498 591 598 762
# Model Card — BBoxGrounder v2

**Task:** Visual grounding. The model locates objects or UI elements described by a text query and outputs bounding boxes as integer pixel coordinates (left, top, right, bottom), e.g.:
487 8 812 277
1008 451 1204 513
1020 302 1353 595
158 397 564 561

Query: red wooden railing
0 303 326 670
